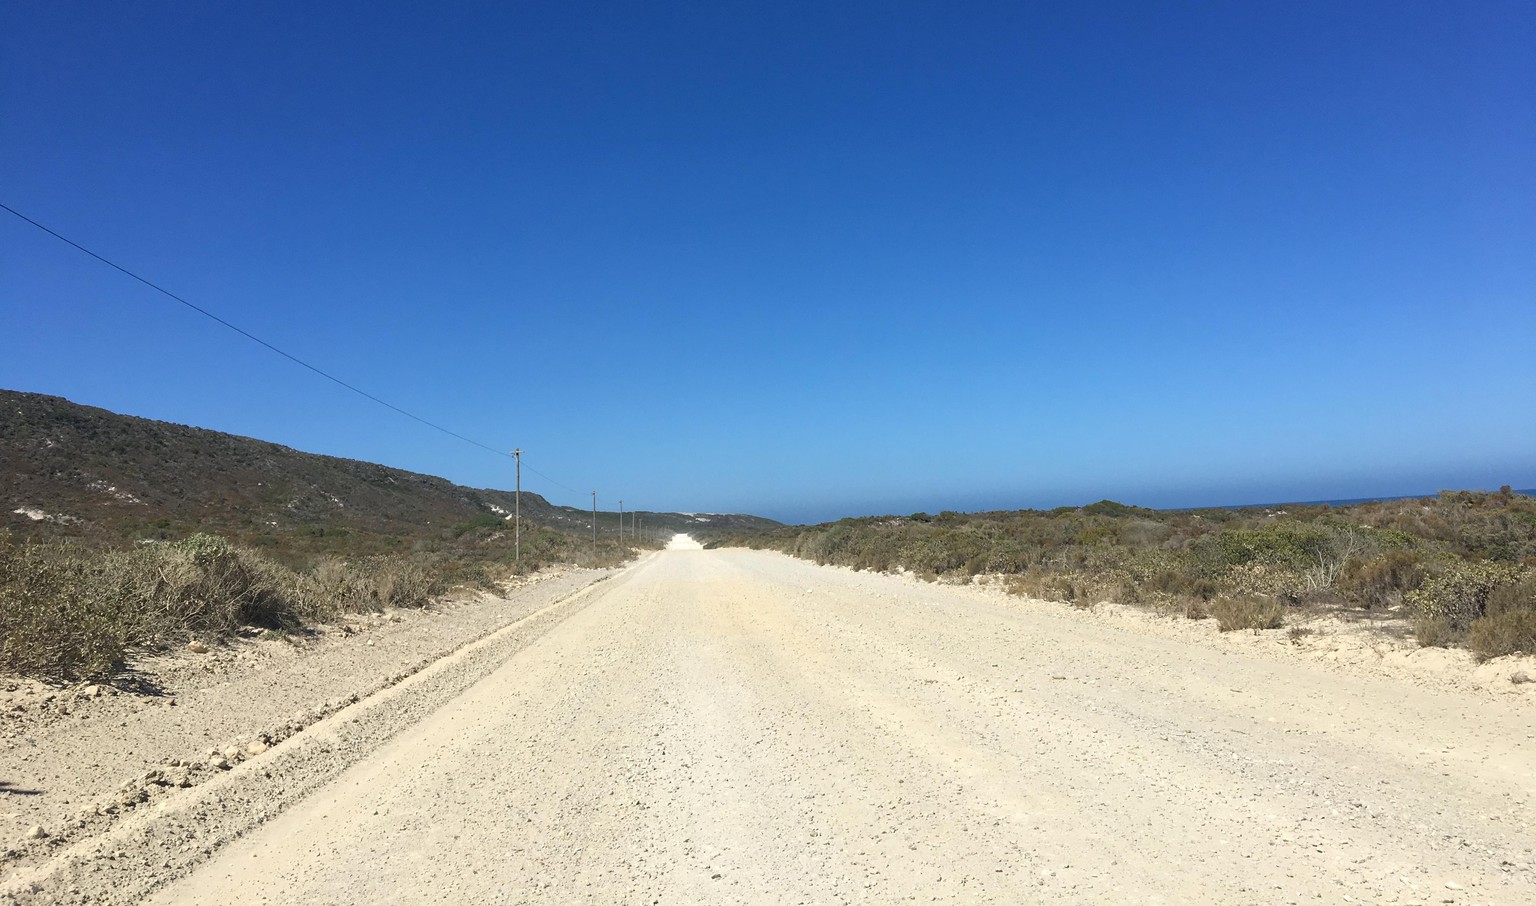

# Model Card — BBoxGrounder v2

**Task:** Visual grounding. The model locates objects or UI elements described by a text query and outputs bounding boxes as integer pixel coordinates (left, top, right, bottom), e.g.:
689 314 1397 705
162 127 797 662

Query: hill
0 389 778 679
0 389 778 557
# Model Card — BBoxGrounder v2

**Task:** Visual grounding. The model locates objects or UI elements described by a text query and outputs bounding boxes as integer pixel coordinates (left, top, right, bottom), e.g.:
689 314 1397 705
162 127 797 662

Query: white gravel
1 566 616 904
108 547 1536 904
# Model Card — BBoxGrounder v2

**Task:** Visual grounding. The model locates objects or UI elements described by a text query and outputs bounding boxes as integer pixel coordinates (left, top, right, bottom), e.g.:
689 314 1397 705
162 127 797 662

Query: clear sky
3 1 1533 524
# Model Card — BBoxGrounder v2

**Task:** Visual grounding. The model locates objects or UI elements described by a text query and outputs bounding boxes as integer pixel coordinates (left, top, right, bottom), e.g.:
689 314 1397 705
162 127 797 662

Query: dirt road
123 545 1536 902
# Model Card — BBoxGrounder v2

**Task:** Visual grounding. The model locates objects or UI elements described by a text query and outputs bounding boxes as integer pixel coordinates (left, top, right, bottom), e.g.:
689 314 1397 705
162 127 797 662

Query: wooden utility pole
591 491 597 546
618 500 624 541
511 449 522 564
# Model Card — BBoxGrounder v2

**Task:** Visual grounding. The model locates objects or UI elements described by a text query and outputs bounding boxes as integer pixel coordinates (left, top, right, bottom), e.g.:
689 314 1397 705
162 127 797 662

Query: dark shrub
1413 615 1459 648
1467 611 1536 661
1484 576 1536 617
1337 550 1427 608
0 542 133 679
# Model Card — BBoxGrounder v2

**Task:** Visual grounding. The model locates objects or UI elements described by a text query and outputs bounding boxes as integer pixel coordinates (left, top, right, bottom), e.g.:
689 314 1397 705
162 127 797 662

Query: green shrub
1202 523 1335 572
451 512 504 538
1406 560 1528 630
1211 595 1286 632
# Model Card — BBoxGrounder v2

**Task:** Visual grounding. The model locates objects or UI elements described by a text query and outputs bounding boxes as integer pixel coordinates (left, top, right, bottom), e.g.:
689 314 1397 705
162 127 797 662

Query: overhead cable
1 201 588 498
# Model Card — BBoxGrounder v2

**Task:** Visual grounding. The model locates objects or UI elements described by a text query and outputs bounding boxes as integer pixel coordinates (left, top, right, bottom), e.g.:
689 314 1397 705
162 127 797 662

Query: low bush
1140 569 1217 602
1413 615 1459 648
0 542 135 679
0 536 462 680
362 556 437 608
157 533 300 632
1467 611 1536 661
1182 596 1209 620
1150 595 1209 620
1467 576 1536 661
0 536 311 680
725 489 1536 657
1210 595 1286 632
1406 561 1528 630
291 557 363 615
1337 550 1427 609
1484 576 1536 618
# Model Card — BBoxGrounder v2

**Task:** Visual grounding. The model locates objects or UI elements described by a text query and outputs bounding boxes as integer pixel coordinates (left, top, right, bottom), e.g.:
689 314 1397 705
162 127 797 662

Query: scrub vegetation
1 390 774 680
1 521 640 681
722 488 1536 658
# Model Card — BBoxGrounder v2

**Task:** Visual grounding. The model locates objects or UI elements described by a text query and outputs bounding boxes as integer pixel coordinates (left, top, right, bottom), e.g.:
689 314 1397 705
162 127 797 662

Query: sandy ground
956 575 1536 703
1 565 617 903
62 545 1525 904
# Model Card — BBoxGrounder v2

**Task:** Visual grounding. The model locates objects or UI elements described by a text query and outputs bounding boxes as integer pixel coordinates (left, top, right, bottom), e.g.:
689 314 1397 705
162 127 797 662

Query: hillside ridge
1 389 778 547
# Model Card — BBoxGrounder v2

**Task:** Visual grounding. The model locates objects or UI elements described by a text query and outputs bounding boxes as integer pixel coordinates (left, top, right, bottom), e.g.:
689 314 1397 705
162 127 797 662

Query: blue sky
3 1 1532 524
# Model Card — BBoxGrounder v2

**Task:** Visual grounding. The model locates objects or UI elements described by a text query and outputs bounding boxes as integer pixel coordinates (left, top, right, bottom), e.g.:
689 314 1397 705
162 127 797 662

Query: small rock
82 685 102 698
24 825 47 840
209 755 230 770
187 640 210 654
223 745 243 760
246 741 269 756
117 788 147 807
1511 671 1532 685
1445 881 1463 890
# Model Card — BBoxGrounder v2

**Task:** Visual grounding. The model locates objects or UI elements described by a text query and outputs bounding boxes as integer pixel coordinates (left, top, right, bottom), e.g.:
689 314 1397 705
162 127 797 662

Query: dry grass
0 535 447 680
1210 595 1286 632
0 523 648 681
1467 611 1536 661
1412 615 1458 648
1465 576 1536 660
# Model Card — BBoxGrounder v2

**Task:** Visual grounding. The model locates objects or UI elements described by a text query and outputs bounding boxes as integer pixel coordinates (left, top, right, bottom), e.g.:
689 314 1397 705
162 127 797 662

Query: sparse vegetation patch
724 487 1536 658
1211 595 1286 632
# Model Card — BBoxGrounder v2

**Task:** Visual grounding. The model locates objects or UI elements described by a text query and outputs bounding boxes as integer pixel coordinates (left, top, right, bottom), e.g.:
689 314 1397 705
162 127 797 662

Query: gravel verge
145 548 1536 904
1 564 620 904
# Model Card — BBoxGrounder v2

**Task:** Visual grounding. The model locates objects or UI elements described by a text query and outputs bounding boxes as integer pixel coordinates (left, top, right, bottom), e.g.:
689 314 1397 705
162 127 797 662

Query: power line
1 201 594 501
524 462 583 496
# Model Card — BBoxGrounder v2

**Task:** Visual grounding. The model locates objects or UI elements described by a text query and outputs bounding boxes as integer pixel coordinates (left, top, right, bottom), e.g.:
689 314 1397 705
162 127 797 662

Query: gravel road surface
135 544 1534 904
